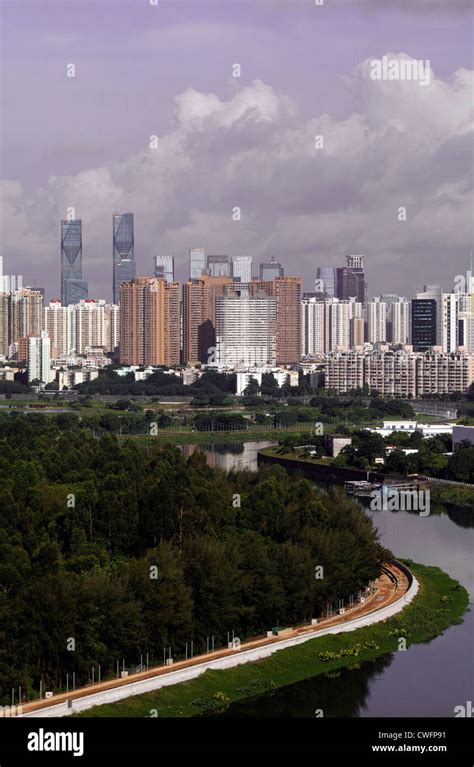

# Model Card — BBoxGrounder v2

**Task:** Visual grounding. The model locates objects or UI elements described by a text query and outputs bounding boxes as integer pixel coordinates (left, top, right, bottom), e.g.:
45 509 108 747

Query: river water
182 441 474 718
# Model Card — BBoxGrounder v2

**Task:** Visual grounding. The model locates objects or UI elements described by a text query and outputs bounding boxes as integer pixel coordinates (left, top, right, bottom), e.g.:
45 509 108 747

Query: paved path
15 562 417 718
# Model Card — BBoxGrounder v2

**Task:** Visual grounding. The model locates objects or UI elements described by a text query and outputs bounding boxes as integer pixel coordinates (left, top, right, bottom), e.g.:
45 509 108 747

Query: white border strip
22 569 419 718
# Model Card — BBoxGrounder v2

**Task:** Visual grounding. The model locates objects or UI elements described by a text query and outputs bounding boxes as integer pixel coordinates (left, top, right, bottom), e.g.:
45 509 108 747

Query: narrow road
13 561 416 718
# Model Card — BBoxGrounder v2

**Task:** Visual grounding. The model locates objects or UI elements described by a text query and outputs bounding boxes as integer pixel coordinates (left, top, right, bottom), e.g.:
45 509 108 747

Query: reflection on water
180 440 276 472
214 655 393 718
183 441 474 718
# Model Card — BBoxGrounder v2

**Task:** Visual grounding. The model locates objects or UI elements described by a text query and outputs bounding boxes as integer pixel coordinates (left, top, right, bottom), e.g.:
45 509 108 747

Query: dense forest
0 414 386 703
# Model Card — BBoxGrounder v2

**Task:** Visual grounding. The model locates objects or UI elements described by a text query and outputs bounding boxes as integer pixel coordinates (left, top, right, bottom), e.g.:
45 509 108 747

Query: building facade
61 219 88 306
113 213 136 304
120 277 180 366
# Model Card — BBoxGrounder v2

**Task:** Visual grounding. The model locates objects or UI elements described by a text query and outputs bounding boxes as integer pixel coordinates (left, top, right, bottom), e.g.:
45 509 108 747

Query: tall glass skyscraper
154 254 175 283
259 256 284 281
113 213 136 304
61 219 88 305
316 266 335 297
189 248 206 279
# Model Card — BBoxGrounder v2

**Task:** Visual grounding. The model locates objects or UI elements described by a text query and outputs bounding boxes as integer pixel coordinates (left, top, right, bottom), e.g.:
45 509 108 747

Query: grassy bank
77 562 469 718
119 428 311 446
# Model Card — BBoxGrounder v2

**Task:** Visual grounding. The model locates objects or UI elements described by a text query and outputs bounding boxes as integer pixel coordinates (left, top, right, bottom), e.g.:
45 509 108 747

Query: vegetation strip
77 563 469 718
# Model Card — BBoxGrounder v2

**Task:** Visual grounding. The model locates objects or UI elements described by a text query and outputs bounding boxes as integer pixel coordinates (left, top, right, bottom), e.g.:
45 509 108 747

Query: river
181 441 474 718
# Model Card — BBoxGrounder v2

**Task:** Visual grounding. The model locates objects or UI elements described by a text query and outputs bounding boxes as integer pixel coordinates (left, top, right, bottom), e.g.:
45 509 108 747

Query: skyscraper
154 255 175 283
269 276 301 364
259 256 284 281
0 256 22 293
28 331 51 385
336 255 367 304
9 288 44 346
182 275 233 364
302 297 326 356
367 298 387 344
189 248 206 279
316 266 335 297
216 289 276 368
231 256 252 283
61 219 88 305
207 255 231 278
120 277 180 366
113 213 136 304
411 299 437 352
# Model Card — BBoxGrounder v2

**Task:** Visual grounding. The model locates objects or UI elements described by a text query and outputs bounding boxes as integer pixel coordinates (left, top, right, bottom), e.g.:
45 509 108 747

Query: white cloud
1 57 472 299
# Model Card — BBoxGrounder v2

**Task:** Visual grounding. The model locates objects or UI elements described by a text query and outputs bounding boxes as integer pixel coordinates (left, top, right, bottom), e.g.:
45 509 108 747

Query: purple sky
0 0 472 301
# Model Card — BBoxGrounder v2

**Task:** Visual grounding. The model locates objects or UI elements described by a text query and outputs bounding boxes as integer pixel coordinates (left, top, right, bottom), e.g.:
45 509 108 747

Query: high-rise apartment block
367 298 387 344
44 299 119 358
325 347 474 396
120 278 180 366
215 288 276 368
28 331 51 385
270 276 301 364
183 276 233 364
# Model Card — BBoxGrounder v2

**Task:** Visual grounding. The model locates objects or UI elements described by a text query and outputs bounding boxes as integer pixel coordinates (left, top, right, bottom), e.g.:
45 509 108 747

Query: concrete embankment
21 563 417 718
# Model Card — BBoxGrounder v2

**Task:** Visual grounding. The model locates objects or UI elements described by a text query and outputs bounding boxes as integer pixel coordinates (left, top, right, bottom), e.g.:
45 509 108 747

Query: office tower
316 267 336 297
259 256 284 281
350 317 365 347
0 256 23 293
231 256 252 283
154 255 175 283
416 285 442 345
367 298 387 344
215 289 276 368
113 213 136 304
411 299 437 352
207 255 231 278
336 255 367 304
302 297 326 356
189 248 206 279
61 219 88 305
270 276 301 364
182 276 233 364
120 278 180 366
28 331 51 385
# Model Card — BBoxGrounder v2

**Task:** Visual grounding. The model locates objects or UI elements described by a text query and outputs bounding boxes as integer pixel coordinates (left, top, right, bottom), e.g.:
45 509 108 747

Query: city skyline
0 1 472 301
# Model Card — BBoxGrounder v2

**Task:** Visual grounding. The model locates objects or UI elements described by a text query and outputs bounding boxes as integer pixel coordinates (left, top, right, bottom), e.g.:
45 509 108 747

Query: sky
0 0 472 302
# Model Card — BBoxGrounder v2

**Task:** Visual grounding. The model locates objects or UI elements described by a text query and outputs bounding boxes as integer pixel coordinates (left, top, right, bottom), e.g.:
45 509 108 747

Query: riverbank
76 562 469 718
